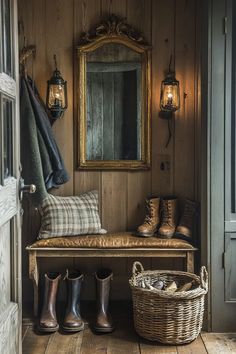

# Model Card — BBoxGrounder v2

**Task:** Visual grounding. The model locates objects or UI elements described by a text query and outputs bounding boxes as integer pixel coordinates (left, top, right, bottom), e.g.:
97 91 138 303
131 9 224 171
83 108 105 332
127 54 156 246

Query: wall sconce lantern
46 55 68 121
160 71 180 113
159 55 180 147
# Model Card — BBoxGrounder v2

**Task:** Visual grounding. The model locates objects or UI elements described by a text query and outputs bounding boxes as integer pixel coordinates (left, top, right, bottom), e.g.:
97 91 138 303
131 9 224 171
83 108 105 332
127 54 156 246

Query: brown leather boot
94 269 114 333
159 197 178 238
136 197 160 237
38 273 61 333
175 199 198 240
62 270 84 332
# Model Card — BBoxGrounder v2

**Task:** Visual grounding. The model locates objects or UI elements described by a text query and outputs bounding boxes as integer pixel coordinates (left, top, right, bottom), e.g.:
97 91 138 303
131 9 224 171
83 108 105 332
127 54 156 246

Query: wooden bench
26 232 197 316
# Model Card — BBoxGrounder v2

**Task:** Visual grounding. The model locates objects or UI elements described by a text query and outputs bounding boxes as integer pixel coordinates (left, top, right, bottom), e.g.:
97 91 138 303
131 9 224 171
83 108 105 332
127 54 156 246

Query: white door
0 0 21 353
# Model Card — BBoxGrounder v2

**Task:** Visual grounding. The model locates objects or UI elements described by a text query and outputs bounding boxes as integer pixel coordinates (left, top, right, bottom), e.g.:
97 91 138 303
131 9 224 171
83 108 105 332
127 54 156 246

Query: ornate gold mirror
76 15 151 170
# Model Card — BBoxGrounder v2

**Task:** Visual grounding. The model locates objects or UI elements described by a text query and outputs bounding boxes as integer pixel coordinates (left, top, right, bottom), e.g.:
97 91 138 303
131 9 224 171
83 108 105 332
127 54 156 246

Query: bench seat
26 232 197 316
27 232 194 249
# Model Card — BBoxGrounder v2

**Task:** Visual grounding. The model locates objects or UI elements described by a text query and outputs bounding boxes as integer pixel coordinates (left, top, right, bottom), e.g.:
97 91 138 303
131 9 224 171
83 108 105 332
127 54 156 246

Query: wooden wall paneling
195 0 202 203
99 0 128 292
100 0 128 233
101 172 127 231
73 0 103 299
19 0 200 304
101 0 127 18
73 0 102 208
126 0 152 231
174 0 196 201
151 0 175 197
125 0 152 277
45 0 74 197
31 0 47 101
152 1 178 270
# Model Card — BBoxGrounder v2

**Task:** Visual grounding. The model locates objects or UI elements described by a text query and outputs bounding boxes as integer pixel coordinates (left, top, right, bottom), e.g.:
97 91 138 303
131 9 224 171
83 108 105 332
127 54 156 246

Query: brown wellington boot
38 273 61 333
62 270 84 332
136 198 160 237
175 199 199 240
159 197 179 238
94 269 114 333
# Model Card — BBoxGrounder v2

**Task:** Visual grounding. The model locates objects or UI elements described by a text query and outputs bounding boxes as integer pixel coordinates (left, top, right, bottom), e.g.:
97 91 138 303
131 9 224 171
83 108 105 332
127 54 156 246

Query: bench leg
29 250 39 317
186 251 194 273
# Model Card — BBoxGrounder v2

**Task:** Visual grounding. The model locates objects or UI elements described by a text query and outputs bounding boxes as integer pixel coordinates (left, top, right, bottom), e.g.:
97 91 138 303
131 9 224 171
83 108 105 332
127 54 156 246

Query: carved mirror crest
76 15 151 170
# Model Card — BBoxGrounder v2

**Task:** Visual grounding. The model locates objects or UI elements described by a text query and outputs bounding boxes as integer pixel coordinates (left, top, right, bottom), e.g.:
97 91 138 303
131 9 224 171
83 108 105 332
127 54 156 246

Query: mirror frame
76 15 151 170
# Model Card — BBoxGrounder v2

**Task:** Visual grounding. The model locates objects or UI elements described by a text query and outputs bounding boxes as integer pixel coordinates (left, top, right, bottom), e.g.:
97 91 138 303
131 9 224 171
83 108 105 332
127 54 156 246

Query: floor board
22 326 51 354
22 302 236 354
45 331 83 354
177 336 207 354
139 340 178 354
201 333 236 354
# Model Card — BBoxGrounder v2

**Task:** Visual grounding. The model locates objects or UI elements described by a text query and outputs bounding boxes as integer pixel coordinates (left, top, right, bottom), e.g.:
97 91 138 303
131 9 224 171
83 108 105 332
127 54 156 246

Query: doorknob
20 184 36 193
19 178 36 201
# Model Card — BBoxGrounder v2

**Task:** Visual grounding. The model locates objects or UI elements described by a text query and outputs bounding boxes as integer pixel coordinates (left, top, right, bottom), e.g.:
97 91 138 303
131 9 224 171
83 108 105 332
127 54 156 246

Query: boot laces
144 201 155 225
162 201 173 226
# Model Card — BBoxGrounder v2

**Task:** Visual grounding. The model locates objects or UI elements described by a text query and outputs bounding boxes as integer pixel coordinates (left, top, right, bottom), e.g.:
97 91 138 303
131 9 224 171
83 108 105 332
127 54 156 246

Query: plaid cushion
38 190 106 239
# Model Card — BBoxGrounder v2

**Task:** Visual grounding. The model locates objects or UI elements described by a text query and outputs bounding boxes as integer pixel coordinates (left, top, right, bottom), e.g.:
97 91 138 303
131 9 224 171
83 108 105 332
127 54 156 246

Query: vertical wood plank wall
18 0 200 302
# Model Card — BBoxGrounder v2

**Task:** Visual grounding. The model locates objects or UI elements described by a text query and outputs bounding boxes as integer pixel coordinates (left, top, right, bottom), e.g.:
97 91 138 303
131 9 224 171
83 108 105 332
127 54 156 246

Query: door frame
202 0 236 332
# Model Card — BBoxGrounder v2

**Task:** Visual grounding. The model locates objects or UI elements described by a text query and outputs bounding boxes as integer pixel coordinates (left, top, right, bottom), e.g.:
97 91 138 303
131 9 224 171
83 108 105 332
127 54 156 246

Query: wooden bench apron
26 232 197 316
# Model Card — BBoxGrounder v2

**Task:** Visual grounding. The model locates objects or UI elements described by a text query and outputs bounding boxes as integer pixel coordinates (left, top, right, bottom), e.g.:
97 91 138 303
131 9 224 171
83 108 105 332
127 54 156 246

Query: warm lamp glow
46 55 68 121
160 72 180 112
48 84 66 109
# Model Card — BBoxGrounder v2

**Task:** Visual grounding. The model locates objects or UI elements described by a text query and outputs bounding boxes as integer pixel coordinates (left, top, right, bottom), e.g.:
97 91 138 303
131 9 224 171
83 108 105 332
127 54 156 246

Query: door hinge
223 17 227 35
222 252 226 268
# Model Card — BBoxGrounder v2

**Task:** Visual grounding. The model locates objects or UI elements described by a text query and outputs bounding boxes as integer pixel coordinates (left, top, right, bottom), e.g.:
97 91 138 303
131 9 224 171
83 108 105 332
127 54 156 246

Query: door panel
0 222 11 314
1 0 13 76
0 303 18 354
207 0 236 331
0 0 21 353
0 178 17 226
225 233 236 303
3 97 13 179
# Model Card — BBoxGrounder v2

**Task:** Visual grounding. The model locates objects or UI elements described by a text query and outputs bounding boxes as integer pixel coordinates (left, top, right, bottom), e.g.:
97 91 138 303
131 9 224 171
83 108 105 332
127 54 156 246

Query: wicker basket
129 261 208 345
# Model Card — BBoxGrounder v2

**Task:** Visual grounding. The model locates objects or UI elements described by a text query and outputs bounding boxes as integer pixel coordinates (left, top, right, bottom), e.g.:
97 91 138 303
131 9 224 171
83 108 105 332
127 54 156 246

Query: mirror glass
86 43 142 161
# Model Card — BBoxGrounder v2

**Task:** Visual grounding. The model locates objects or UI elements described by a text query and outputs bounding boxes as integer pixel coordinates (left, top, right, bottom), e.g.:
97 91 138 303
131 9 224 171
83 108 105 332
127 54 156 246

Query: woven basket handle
132 261 144 275
200 266 208 291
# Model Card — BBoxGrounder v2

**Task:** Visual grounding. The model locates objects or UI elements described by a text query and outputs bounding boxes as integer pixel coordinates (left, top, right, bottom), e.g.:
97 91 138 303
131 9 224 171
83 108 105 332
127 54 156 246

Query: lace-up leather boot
94 269 114 333
62 270 84 332
38 273 61 333
136 197 160 237
159 197 178 238
175 199 198 240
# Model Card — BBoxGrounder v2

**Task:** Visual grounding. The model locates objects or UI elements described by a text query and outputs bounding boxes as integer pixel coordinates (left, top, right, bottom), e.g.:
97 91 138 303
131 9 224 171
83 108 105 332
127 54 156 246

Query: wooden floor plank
80 327 109 354
107 325 140 354
139 339 177 354
201 332 236 353
44 331 83 354
107 301 140 354
177 335 207 354
22 326 51 354
22 302 236 354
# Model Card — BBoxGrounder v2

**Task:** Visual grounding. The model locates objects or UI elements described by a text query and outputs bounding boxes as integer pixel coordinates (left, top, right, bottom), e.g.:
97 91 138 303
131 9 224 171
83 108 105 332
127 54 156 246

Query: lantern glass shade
46 69 68 119
160 74 180 112
48 84 66 109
